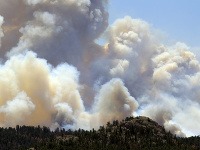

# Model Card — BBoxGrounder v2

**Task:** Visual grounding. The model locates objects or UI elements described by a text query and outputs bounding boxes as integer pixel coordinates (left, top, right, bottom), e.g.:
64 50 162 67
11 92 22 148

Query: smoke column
0 0 200 136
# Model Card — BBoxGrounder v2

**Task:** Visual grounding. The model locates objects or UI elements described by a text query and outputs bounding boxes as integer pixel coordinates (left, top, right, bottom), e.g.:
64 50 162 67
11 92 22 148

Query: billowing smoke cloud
0 51 84 127
101 17 200 137
3 0 108 67
0 51 138 130
92 78 138 129
0 0 200 137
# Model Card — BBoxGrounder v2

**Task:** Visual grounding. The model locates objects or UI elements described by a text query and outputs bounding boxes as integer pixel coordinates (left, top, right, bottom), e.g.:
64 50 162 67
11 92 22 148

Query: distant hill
0 116 200 150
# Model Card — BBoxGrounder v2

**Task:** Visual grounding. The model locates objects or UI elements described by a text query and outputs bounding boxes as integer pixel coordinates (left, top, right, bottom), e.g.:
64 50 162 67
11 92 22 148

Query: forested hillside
0 116 200 150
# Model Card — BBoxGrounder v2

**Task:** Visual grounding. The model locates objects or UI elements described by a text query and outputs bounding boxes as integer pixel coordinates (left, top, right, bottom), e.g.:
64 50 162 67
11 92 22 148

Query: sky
108 0 200 48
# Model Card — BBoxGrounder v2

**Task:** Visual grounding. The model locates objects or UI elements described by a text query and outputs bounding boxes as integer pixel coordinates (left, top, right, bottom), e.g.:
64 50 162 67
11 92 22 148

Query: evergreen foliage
0 116 199 150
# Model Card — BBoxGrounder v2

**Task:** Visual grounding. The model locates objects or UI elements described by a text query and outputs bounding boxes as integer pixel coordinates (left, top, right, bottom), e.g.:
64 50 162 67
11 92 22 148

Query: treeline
0 116 200 150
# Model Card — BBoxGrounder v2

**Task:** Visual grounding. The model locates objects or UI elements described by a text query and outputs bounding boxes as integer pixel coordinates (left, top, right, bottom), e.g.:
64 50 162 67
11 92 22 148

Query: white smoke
0 92 35 127
0 51 84 127
0 0 200 137
92 78 138 128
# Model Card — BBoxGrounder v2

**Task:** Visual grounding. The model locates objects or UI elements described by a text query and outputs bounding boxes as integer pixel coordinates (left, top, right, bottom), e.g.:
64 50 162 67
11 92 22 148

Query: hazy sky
108 0 200 48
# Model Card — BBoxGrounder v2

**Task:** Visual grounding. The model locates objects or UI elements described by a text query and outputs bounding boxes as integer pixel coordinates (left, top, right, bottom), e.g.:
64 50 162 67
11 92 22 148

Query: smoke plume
0 0 199 137
0 16 3 48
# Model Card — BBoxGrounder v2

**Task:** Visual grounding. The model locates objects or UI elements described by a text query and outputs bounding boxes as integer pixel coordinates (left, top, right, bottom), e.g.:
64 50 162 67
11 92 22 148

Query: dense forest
0 116 200 150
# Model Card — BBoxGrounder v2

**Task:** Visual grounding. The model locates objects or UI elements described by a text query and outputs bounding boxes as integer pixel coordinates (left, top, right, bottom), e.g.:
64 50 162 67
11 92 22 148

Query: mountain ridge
0 116 199 150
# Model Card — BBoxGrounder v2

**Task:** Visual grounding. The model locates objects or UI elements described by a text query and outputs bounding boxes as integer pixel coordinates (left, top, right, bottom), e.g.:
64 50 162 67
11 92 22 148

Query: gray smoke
0 0 199 137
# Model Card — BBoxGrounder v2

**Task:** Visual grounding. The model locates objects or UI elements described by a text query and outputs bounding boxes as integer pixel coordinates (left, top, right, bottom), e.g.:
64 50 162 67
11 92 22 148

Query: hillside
0 116 200 150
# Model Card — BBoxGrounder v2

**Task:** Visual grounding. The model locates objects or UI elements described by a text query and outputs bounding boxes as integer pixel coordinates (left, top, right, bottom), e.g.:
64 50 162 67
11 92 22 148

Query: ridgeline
0 116 200 150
